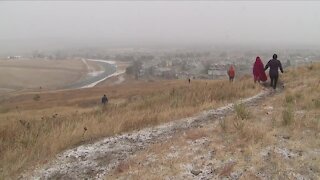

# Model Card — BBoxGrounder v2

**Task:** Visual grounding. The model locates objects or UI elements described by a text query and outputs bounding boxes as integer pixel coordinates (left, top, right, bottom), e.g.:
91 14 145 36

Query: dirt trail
23 89 274 179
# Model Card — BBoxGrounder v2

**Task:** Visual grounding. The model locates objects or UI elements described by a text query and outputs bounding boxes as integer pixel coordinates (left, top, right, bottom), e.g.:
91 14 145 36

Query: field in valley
0 59 87 95
0 58 123 99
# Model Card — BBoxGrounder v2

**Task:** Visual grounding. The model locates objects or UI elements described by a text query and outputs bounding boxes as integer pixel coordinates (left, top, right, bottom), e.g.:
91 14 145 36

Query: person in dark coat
101 94 108 106
264 54 284 89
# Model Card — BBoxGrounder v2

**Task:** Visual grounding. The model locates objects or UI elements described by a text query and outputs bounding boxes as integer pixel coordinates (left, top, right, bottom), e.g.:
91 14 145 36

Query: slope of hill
2 63 319 179
0 76 260 178
105 63 320 179
26 88 270 179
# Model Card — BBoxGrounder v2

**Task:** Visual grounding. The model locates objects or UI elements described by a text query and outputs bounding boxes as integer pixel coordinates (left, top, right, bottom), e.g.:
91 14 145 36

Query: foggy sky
1 1 320 52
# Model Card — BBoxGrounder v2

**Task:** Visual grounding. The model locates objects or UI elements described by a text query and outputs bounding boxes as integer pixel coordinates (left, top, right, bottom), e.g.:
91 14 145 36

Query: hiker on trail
253 56 267 83
227 65 235 82
264 54 284 89
101 94 108 106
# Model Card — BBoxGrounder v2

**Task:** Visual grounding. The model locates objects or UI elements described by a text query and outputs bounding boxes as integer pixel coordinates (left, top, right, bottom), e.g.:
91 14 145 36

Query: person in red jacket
227 65 235 82
253 56 267 83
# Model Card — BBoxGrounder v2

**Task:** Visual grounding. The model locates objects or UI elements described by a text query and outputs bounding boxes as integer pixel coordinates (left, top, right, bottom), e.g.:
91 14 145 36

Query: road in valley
63 59 125 89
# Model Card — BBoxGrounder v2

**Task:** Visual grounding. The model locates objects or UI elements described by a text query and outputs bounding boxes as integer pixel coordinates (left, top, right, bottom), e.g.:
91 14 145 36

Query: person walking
227 65 235 82
253 56 267 83
101 94 108 106
264 54 284 89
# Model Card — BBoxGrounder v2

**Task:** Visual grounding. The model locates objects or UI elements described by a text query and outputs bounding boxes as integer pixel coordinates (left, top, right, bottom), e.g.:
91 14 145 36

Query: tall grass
281 63 320 126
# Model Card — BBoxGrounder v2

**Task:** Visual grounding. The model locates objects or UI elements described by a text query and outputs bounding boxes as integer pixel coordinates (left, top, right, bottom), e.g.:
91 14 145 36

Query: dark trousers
270 75 279 89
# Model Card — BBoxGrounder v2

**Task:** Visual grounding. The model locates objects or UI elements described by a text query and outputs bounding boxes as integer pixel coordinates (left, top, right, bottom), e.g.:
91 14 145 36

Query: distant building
166 60 173 67
208 64 226 77
208 68 214 75
138 68 145 77
177 71 189 79
154 67 171 76
7 56 22 60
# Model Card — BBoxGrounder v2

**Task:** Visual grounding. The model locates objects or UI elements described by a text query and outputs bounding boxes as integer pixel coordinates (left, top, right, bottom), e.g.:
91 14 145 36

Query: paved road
63 59 117 89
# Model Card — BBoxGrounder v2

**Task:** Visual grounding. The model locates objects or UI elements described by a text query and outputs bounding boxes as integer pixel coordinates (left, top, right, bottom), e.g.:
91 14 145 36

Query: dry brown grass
217 63 320 178
114 162 131 175
184 128 209 141
106 133 191 180
219 162 236 177
0 76 259 178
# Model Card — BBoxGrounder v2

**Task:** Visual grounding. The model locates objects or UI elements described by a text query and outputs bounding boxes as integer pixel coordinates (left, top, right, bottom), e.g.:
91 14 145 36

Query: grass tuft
234 103 250 120
285 93 295 104
282 106 294 126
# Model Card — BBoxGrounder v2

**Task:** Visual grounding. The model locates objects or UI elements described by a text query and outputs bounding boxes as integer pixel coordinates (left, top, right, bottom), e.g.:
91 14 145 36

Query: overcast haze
1 1 320 53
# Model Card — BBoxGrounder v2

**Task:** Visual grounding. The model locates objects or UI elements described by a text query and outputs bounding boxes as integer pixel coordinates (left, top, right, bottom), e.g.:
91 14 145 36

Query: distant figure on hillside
101 94 108 106
264 54 284 89
253 56 267 83
227 65 235 82
188 78 191 84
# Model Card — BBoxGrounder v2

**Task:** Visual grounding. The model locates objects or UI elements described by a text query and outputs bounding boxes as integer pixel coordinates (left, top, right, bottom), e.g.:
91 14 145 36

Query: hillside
0 75 260 179
105 63 320 179
1 63 319 179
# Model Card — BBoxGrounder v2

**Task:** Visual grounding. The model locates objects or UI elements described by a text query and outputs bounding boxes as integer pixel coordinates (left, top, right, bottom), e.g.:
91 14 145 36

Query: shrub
285 94 294 104
234 103 250 120
231 103 249 132
0 107 10 114
271 116 276 128
294 92 303 100
33 94 40 101
233 116 245 131
313 99 320 109
219 118 227 132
